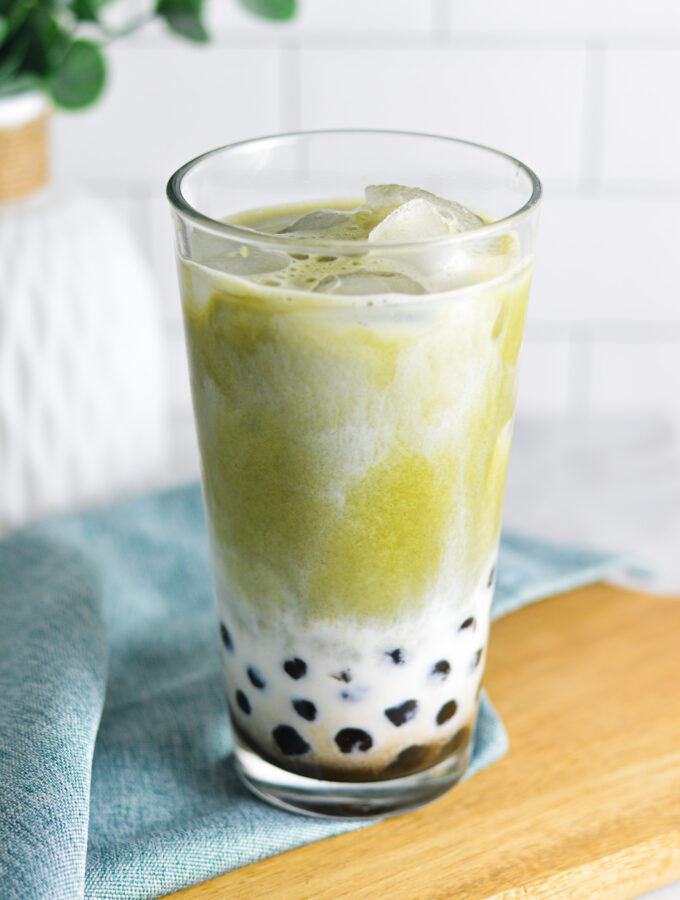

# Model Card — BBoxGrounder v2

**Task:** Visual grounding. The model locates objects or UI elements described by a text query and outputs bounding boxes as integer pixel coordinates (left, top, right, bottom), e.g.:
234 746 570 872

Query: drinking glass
167 130 541 818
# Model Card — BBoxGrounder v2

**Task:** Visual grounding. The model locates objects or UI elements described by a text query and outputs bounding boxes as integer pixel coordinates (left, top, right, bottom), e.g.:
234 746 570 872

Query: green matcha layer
179 193 531 627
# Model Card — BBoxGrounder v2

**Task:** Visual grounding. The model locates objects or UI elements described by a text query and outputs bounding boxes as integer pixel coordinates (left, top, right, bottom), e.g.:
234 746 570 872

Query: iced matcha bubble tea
168 131 541 818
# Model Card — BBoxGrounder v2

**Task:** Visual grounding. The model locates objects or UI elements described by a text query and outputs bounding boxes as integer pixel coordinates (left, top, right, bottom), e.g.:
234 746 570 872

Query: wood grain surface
166 584 680 900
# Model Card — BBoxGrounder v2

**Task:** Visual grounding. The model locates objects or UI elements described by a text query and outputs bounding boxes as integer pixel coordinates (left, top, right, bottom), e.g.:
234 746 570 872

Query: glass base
233 736 471 820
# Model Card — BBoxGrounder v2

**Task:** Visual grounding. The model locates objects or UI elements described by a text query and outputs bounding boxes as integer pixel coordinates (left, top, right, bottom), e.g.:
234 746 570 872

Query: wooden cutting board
167 584 680 899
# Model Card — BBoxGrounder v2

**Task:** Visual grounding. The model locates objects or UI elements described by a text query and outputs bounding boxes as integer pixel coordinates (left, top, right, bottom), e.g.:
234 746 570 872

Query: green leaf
71 0 102 23
44 20 72 71
0 31 31 80
156 0 208 42
238 0 295 21
0 71 43 97
48 38 105 109
5 2 34 38
0 15 9 45
164 11 208 41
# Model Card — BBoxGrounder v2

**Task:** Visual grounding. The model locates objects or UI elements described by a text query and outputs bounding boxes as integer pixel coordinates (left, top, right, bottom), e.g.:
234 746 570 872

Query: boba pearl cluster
219 561 496 781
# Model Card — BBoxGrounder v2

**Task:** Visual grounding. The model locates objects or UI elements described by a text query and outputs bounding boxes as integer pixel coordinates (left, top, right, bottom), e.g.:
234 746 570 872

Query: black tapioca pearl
283 658 307 680
247 666 266 690
436 699 458 725
459 617 475 632
384 744 429 776
235 690 251 715
272 725 310 756
471 648 483 670
443 726 471 755
316 255 337 262
331 669 352 683
289 252 309 260
488 565 496 588
340 684 369 702
292 699 317 721
385 699 418 727
334 728 373 753
386 649 405 665
220 623 233 651
431 659 451 680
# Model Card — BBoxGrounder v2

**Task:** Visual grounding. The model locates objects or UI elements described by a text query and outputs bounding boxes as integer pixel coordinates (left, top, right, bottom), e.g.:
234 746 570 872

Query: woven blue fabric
0 484 627 900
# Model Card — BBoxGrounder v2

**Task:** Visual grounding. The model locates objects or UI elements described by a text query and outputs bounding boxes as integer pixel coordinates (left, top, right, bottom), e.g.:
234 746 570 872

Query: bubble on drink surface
186 184 518 299
313 270 426 297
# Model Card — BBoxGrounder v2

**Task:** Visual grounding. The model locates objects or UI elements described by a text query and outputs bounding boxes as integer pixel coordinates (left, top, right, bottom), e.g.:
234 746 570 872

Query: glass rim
166 128 543 253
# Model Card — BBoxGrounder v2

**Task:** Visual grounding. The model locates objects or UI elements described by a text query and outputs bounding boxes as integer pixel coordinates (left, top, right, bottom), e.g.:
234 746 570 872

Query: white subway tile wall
53 44 284 182
531 197 680 321
514 338 572 415
298 48 587 181
602 49 680 182
208 0 436 34
450 0 680 34
51 0 680 479
589 338 680 417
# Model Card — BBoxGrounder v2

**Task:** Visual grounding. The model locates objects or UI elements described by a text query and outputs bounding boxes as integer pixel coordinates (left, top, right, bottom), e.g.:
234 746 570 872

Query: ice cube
368 198 451 244
313 270 426 296
365 185 484 234
364 185 512 290
279 209 351 234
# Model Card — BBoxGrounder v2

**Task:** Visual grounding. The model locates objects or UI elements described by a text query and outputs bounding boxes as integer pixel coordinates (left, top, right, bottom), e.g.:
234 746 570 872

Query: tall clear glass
167 131 541 819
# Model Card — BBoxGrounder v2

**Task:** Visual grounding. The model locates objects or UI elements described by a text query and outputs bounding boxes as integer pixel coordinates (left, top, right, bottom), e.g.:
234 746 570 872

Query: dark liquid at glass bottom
232 718 474 819
232 716 472 783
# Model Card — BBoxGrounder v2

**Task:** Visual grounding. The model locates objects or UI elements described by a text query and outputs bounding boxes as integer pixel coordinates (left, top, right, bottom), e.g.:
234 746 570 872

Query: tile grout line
80 174 680 201
529 320 680 341
143 191 157 271
278 37 301 132
580 39 606 190
431 0 452 40
567 331 591 416
126 28 680 52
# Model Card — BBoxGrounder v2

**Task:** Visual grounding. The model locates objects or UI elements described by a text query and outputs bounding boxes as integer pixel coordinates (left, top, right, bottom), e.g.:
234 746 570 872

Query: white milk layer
212 544 495 778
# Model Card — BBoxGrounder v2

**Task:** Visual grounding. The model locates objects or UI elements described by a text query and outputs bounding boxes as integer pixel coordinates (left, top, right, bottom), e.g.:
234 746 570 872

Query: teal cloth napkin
0 484 627 900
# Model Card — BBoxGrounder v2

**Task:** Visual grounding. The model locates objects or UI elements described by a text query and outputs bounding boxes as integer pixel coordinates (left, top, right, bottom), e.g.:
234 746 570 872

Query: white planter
0 93 167 531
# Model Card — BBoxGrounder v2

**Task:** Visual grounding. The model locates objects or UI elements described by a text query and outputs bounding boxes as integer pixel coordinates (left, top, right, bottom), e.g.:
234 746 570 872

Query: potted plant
0 0 296 111
0 0 295 533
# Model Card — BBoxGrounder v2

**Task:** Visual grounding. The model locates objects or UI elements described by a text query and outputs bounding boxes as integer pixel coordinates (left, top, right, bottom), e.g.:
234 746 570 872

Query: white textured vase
0 94 167 532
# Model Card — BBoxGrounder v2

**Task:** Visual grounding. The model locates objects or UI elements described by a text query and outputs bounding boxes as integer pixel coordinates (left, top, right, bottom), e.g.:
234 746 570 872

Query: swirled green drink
179 185 531 781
